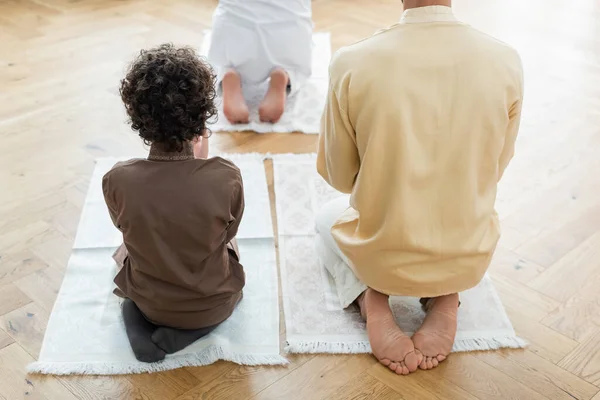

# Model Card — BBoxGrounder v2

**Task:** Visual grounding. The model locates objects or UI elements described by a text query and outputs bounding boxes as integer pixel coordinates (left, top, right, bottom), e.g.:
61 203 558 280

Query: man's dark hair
120 44 217 152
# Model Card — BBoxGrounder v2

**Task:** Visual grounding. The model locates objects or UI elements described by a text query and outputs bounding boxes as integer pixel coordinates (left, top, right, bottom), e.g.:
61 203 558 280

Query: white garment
315 196 367 309
208 0 313 96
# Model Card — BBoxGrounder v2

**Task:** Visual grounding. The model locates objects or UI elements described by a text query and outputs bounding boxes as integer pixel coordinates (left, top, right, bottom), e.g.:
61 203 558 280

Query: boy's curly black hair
120 44 217 152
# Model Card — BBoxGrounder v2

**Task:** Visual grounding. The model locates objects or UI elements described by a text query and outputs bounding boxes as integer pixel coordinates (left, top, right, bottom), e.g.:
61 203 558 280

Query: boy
102 44 245 363
208 0 313 124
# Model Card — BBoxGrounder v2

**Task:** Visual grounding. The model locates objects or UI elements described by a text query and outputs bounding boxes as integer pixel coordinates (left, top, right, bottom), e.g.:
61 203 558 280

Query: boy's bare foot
193 135 209 159
357 288 422 375
258 68 288 123
222 70 249 124
412 293 459 370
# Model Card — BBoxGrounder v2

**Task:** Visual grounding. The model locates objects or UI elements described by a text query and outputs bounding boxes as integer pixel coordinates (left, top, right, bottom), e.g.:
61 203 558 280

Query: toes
419 356 434 370
379 358 392 367
404 351 420 372
385 360 410 375
415 352 447 370
426 357 434 369
414 349 424 366
398 362 410 375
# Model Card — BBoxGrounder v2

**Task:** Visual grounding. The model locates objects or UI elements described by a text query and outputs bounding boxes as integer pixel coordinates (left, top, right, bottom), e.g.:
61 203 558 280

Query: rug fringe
27 346 288 376
285 340 371 354
285 336 527 355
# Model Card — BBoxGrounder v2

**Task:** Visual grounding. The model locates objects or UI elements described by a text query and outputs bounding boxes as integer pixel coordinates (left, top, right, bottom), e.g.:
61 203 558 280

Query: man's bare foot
258 68 288 123
412 293 459 370
357 288 422 375
222 70 249 124
193 135 209 159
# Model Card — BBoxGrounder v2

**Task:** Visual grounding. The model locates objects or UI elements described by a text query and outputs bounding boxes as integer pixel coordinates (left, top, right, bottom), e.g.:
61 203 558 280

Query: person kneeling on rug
207 0 313 124
102 44 245 363
315 1 523 375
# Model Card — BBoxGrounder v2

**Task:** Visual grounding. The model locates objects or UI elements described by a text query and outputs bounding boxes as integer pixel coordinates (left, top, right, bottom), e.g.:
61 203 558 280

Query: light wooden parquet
0 0 599 399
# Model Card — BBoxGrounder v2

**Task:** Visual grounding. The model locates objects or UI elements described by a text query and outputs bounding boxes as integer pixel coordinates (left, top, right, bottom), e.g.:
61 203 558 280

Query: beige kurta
102 143 245 329
316 6 524 298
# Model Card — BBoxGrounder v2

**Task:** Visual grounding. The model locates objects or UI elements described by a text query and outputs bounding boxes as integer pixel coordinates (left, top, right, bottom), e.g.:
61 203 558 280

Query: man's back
317 10 523 296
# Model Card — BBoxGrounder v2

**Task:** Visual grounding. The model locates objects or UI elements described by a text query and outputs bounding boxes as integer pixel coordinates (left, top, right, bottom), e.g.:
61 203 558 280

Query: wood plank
515 204 600 267
491 273 560 321
48 202 81 239
31 233 73 271
0 220 55 255
14 267 64 314
178 355 313 400
0 191 67 233
0 328 14 350
489 247 545 284
475 349 599 400
127 368 199 400
0 303 49 358
0 251 48 286
0 343 78 400
496 225 532 251
541 268 600 342
326 374 405 400
251 355 376 400
0 283 32 316
559 330 600 386
528 232 600 302
438 353 550 400
368 362 479 400
58 375 149 400
504 305 579 363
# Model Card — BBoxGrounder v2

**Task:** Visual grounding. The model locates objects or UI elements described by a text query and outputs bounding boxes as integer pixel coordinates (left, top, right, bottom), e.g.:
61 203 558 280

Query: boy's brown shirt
102 143 245 329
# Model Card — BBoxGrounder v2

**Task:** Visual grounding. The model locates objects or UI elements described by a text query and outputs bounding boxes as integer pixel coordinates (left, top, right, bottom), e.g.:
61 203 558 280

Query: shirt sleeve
316 81 360 194
226 171 245 243
498 63 524 181
498 99 522 181
102 169 122 231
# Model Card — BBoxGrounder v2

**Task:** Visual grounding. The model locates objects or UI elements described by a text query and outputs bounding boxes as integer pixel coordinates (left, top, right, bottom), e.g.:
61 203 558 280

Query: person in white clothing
208 0 313 124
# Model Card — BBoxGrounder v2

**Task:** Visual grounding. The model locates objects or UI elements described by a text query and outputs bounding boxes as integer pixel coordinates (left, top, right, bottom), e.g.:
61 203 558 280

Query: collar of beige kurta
400 5 458 24
148 142 195 161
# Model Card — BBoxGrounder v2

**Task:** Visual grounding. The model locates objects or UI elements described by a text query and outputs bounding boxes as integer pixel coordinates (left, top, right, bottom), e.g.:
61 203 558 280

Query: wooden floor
1 0 600 398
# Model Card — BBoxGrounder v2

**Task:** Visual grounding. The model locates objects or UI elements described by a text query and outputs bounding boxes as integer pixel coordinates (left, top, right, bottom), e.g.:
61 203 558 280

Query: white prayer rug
272 153 527 354
201 31 330 134
28 154 285 375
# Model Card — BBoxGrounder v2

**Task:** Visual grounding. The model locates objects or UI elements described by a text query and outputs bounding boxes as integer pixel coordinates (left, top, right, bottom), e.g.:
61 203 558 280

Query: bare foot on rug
412 293 459 370
193 135 209 159
151 325 217 354
121 299 165 363
357 288 421 375
258 68 288 123
222 69 249 124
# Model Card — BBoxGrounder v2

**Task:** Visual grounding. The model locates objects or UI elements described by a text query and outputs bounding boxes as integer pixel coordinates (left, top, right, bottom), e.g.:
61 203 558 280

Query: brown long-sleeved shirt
102 143 245 329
